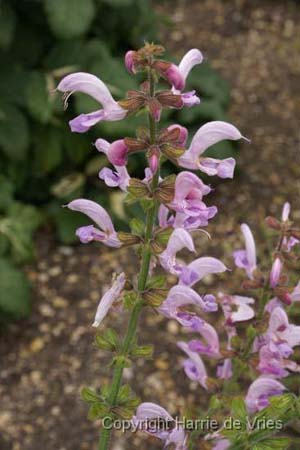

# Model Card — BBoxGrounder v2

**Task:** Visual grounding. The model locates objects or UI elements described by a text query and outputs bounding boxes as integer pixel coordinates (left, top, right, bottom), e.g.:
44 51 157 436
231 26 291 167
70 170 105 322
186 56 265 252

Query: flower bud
265 216 281 230
165 64 185 90
269 257 282 288
125 50 137 73
108 139 129 166
167 124 188 146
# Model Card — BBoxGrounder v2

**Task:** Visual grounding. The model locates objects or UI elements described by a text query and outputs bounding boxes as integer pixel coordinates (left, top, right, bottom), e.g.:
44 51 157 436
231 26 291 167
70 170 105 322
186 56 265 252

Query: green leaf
0 104 29 161
146 275 167 289
0 175 14 212
129 218 145 237
0 258 31 319
26 72 53 123
87 403 108 421
45 0 95 39
0 4 16 49
33 127 62 174
251 437 290 450
81 387 101 404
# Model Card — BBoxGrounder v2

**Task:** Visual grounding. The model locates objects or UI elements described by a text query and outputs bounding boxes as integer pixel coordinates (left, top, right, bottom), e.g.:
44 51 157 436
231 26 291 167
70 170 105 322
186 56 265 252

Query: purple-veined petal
92 273 126 327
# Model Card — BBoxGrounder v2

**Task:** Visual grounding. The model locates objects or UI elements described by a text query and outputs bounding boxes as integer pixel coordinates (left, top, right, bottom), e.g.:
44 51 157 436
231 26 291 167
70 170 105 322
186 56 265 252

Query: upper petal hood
67 199 115 233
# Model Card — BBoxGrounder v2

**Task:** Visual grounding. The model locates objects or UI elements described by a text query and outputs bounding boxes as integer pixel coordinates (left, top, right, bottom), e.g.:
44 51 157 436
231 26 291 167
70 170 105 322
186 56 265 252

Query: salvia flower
92 273 126 327
245 376 286 413
220 294 255 324
170 49 204 106
179 256 227 287
169 171 211 215
99 166 130 192
158 285 218 317
132 402 187 450
57 72 126 133
233 223 257 279
188 318 221 358
178 121 246 178
177 341 208 389
159 228 195 275
66 199 121 247
95 138 129 166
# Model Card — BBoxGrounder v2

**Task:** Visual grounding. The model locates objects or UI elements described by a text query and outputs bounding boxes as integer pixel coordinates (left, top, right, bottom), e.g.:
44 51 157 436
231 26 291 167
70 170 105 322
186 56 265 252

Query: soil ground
1 1 300 449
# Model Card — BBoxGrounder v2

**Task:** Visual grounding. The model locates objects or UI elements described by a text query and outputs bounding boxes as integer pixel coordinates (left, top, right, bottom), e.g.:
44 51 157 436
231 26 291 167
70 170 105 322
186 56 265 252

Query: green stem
98 70 159 450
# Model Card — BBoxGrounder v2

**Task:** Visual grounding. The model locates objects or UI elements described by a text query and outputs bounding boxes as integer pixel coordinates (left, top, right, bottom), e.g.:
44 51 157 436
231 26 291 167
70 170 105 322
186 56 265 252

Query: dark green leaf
0 258 31 319
45 0 95 39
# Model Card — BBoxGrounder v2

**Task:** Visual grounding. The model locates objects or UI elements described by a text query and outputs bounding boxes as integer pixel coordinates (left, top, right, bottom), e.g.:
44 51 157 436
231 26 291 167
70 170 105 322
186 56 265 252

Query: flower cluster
58 43 299 450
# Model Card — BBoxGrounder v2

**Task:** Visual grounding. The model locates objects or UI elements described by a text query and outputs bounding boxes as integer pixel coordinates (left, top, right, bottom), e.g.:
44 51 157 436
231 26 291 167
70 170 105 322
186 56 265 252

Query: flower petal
67 199 115 233
92 273 126 326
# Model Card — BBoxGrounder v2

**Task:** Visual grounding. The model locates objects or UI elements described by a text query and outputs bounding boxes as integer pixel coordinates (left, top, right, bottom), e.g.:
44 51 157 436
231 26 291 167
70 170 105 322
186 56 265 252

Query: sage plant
57 44 300 450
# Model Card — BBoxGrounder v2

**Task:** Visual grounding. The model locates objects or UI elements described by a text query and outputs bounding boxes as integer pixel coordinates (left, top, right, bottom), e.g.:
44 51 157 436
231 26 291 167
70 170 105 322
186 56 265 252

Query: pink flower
233 223 257 279
92 273 126 327
66 199 121 248
170 49 204 106
57 72 126 133
169 171 211 215
269 258 282 288
245 376 286 413
132 403 187 450
178 121 247 178
159 228 195 275
177 341 208 389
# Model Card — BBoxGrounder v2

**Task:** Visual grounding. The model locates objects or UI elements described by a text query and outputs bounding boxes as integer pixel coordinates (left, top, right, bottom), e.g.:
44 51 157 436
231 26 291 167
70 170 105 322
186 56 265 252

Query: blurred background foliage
0 0 234 321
